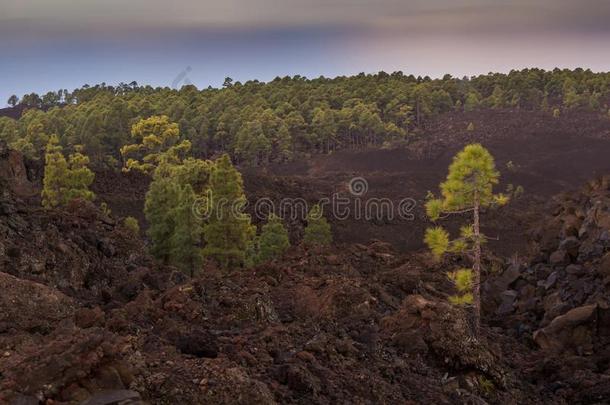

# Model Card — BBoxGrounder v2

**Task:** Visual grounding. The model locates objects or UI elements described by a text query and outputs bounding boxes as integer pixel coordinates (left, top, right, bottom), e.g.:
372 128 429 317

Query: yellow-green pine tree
42 135 69 208
65 150 95 203
120 115 191 174
424 143 508 334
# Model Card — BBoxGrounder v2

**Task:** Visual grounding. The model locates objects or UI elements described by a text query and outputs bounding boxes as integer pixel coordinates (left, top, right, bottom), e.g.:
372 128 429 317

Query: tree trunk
472 190 481 335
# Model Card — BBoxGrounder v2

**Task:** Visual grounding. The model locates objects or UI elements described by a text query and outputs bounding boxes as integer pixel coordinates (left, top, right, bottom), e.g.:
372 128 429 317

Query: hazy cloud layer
3 0 610 35
2 0 610 99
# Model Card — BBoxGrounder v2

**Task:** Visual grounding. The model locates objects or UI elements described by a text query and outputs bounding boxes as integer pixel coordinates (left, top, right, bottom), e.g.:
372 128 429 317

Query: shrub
258 214 290 262
303 204 332 247
123 216 140 236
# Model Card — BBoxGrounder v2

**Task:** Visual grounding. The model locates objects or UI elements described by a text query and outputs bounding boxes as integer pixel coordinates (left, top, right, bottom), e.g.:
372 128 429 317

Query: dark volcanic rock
175 330 219 358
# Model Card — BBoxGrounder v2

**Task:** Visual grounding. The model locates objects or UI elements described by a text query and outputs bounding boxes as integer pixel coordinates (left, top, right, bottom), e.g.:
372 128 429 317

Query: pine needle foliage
423 143 508 333
42 135 94 208
303 204 332 246
258 214 290 263
169 184 203 276
202 154 256 268
123 216 140 236
121 115 191 173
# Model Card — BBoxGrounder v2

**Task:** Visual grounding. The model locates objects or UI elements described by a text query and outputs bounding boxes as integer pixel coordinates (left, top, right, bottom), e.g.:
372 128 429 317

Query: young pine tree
202 154 255 268
258 214 290 263
303 204 332 247
424 144 508 334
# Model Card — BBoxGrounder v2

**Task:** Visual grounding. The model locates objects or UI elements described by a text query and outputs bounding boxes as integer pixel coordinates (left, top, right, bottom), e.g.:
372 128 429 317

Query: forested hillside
2 68 610 168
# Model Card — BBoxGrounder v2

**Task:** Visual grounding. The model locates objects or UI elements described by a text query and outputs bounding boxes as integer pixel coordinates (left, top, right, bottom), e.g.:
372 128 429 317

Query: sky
2 0 610 102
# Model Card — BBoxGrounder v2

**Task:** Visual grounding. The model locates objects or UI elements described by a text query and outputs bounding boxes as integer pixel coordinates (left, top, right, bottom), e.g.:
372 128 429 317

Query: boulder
175 330 219 358
533 304 598 352
565 264 584 275
496 290 518 315
0 272 75 333
543 271 558 290
597 252 610 277
81 389 142 405
559 237 580 258
486 264 521 300
549 250 568 266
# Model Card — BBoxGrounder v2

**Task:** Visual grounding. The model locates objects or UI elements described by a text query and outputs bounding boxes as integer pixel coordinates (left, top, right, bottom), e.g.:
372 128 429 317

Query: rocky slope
1 145 609 404
0 148 541 405
486 175 610 403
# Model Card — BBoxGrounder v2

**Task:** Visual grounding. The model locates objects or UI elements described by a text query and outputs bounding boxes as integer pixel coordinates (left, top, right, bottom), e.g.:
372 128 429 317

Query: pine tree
303 204 332 246
65 150 95 203
42 135 69 208
144 154 212 271
42 135 94 208
13 121 49 160
464 92 480 112
7 95 18 108
144 172 181 263
203 154 255 268
424 144 508 334
121 115 191 173
489 85 505 109
170 184 203 277
258 214 290 263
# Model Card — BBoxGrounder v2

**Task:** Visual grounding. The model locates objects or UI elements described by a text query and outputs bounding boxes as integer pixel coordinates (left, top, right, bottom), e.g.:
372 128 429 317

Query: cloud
3 0 610 35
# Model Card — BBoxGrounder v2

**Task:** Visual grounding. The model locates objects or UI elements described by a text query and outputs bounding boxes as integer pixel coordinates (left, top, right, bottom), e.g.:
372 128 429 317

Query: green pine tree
42 135 94 208
170 184 203 277
424 144 508 334
203 154 255 268
303 204 332 246
144 153 212 272
464 92 480 112
66 150 95 202
121 115 191 174
144 171 181 263
258 214 290 263
42 135 69 208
